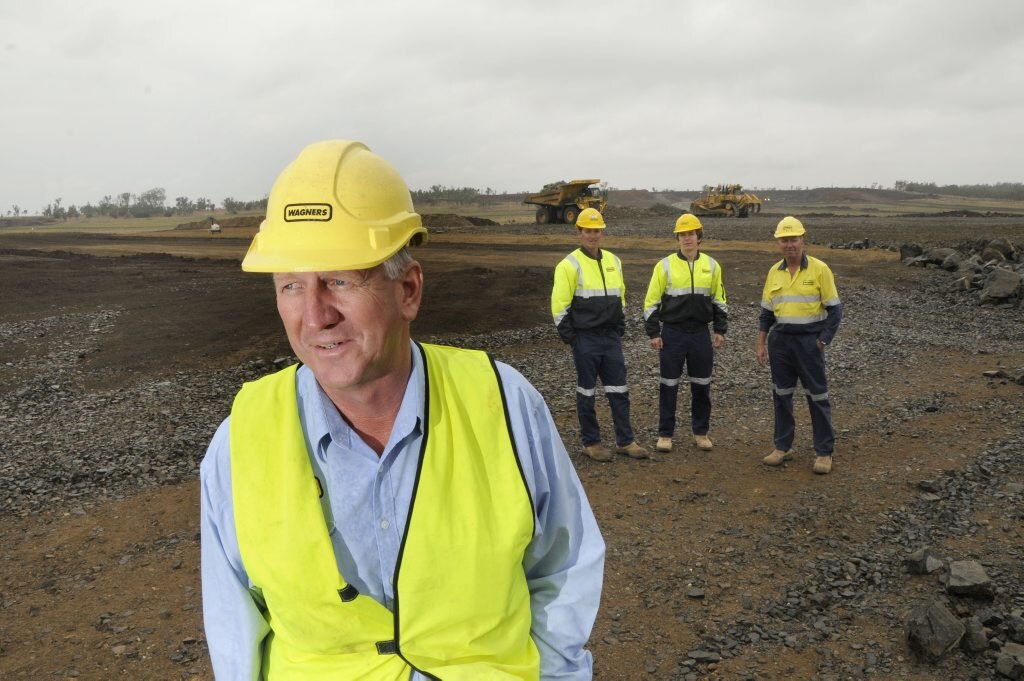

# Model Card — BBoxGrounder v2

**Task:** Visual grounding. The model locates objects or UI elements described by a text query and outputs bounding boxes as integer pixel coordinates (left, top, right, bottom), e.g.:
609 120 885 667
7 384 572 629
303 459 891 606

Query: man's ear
399 260 423 322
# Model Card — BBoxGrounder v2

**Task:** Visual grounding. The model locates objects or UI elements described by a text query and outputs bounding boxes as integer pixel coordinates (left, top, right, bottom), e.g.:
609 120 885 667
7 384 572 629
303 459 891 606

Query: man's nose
303 287 341 328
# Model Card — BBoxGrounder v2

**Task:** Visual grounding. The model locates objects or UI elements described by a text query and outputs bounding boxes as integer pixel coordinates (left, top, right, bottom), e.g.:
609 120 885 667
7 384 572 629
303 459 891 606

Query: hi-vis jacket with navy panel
758 254 842 343
643 251 728 338
552 247 627 344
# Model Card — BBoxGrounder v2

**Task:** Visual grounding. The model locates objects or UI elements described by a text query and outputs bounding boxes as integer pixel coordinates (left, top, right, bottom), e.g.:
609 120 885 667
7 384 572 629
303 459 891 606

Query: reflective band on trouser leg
794 335 835 455
767 332 799 452
657 327 686 437
684 328 714 437
572 336 601 446
598 336 635 446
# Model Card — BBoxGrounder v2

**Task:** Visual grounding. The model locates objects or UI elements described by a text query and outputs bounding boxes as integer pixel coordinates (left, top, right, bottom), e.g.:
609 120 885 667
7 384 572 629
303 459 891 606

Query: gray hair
381 248 415 281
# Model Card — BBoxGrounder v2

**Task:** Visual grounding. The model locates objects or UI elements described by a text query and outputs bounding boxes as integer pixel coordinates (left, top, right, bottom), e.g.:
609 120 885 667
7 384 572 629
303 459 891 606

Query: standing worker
643 214 728 453
756 216 843 474
200 140 605 679
552 208 649 462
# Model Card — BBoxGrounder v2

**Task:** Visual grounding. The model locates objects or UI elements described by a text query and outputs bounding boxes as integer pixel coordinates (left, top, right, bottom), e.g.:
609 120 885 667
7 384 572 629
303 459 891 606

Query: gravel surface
2 227 1022 679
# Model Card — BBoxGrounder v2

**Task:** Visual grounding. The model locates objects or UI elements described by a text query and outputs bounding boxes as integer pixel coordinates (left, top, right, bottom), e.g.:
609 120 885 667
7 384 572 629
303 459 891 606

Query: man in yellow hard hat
200 140 605 679
756 216 843 474
552 207 649 462
643 214 728 454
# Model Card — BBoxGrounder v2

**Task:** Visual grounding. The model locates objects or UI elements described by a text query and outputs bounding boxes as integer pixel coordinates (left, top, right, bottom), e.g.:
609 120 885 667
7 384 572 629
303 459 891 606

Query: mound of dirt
421 214 498 228
175 215 264 230
603 203 680 222
0 216 60 229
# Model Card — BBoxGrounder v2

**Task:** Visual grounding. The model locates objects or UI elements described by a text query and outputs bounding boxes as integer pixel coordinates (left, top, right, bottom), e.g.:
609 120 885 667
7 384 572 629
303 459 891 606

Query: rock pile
902 238 1023 307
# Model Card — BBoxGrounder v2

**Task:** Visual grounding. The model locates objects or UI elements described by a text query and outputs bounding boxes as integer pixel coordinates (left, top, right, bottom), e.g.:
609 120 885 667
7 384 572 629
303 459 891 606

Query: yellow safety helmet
241 140 427 272
575 207 606 230
774 216 806 239
673 213 703 234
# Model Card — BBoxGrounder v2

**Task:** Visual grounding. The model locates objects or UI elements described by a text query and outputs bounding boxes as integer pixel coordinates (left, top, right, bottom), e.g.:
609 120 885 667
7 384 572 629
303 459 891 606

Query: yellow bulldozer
689 184 762 218
524 179 607 225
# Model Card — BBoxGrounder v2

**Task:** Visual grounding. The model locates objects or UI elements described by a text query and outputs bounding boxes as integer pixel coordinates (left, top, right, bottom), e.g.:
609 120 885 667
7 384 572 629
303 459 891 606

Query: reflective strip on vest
230 346 540 680
568 253 623 298
776 312 828 325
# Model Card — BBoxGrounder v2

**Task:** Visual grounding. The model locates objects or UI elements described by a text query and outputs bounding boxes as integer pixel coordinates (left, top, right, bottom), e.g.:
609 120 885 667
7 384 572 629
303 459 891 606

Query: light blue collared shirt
200 343 605 680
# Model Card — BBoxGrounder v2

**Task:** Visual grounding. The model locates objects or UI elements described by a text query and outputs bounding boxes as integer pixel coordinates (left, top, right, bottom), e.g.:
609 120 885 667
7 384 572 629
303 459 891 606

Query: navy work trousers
658 326 713 437
767 331 835 455
571 333 635 447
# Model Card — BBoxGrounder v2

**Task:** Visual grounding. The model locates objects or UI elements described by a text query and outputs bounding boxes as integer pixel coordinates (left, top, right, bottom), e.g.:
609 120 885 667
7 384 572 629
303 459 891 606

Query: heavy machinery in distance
689 184 762 218
524 179 607 225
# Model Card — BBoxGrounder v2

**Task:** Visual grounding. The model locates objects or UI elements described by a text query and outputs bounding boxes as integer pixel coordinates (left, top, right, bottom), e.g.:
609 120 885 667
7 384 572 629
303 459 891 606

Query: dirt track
1 216 1023 680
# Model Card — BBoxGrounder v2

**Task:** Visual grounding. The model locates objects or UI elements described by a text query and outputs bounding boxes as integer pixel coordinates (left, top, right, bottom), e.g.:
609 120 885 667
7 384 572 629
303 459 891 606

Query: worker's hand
816 339 826 351
712 333 725 350
649 337 663 351
756 344 768 367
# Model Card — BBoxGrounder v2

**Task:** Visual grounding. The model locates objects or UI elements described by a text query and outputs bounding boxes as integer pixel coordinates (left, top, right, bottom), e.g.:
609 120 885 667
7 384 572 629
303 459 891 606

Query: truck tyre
537 207 551 224
563 206 579 225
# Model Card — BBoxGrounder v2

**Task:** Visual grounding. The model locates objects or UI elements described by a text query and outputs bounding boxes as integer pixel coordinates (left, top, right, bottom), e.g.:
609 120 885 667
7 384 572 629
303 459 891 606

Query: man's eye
329 279 348 288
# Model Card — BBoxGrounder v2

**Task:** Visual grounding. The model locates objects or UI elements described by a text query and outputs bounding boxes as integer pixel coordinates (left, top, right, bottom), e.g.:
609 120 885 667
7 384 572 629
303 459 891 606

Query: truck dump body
524 179 607 224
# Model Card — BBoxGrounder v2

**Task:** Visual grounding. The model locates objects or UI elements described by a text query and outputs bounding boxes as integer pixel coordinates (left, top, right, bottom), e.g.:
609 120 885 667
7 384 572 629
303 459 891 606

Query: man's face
777 236 804 260
677 230 700 252
273 262 422 398
578 227 604 253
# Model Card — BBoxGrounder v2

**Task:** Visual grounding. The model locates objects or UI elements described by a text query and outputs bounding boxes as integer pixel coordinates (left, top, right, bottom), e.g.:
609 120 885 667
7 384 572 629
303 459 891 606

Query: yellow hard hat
575 207 606 230
673 213 703 234
774 216 806 239
241 140 427 272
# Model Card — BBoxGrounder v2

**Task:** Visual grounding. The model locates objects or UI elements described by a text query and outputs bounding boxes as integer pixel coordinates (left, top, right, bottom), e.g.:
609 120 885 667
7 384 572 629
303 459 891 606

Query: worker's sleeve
757 272 777 333
711 260 728 335
200 419 271 681
551 260 577 344
615 255 626 337
642 262 666 338
497 363 604 680
818 265 843 345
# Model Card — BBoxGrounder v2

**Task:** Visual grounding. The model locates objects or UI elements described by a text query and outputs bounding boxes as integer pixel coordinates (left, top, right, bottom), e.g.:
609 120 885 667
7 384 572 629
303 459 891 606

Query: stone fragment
905 600 965 661
960 616 989 653
904 547 944 575
945 560 994 599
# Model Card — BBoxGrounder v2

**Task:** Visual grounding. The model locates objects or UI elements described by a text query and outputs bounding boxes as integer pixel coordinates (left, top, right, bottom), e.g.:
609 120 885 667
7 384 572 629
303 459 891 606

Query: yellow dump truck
524 179 607 225
690 184 762 218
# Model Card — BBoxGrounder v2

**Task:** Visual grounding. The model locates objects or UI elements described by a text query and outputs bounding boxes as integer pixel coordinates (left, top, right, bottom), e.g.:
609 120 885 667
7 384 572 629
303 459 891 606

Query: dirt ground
1 217 1022 680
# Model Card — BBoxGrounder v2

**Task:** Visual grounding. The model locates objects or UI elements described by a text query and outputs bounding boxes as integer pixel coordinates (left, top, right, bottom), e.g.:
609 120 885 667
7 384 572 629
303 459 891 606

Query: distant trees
27 189 244 220
411 185 481 204
223 196 268 214
895 181 1024 200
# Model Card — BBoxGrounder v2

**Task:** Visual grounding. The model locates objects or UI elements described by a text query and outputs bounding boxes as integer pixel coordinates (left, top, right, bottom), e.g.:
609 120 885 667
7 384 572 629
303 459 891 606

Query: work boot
582 444 612 462
655 437 673 452
762 449 794 466
616 441 650 459
813 455 833 475
694 434 713 451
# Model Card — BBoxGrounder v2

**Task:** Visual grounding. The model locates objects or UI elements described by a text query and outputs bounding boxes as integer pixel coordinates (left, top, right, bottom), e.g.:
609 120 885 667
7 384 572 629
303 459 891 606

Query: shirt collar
777 253 809 271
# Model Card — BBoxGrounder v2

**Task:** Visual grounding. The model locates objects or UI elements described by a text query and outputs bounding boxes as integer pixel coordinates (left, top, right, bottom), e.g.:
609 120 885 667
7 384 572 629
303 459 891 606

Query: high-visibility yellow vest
230 344 539 680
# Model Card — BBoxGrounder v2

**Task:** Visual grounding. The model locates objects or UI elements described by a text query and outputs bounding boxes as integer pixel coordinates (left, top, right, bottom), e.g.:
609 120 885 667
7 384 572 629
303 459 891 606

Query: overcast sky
3 1 1023 213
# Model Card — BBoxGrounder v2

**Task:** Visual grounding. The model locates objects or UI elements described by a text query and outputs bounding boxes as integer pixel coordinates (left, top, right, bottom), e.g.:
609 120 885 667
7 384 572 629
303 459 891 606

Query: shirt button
380 519 390 530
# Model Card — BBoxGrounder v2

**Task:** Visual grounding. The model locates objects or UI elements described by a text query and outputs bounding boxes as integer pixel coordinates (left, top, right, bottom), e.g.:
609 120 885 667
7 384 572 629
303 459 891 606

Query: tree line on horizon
8 181 1024 219
5 188 269 220
892 181 1024 201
